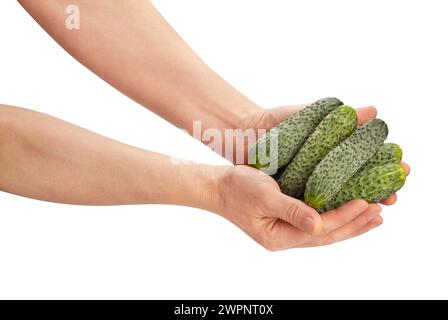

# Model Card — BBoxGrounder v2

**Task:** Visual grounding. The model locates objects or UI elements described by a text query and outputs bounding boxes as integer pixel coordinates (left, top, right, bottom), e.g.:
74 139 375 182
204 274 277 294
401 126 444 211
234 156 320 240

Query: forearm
18 0 261 135
0 104 219 207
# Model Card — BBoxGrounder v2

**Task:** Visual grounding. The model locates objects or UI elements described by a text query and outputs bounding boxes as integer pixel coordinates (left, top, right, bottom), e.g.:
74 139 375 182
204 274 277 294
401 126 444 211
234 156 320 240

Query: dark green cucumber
278 105 357 199
320 163 406 212
249 97 343 175
305 119 389 211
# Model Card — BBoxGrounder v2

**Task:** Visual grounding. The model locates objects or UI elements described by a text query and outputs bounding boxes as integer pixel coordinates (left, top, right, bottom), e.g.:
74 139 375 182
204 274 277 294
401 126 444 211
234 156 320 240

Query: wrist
222 100 264 131
188 164 232 215
185 83 263 132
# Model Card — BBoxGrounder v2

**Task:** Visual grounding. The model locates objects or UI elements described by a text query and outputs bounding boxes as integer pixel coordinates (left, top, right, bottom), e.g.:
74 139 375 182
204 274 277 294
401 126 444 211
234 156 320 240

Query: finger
271 193 322 235
356 106 377 125
320 199 369 232
401 161 410 176
380 193 397 205
348 216 383 240
321 204 382 245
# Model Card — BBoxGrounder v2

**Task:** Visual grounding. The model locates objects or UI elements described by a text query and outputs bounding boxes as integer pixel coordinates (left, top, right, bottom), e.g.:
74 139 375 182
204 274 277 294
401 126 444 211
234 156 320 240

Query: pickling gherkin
320 163 406 212
249 97 343 175
361 143 403 172
278 105 357 199
305 119 389 211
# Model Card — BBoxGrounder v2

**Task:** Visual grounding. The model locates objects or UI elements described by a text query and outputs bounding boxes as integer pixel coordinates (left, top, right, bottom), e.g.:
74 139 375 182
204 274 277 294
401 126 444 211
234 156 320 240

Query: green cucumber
249 97 343 175
361 143 402 172
305 119 389 211
278 105 357 199
320 163 406 212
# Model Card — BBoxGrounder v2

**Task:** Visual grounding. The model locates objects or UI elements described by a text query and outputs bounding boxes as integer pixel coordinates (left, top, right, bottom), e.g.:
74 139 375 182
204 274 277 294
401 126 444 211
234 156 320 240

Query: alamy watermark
65 5 80 30
171 121 279 175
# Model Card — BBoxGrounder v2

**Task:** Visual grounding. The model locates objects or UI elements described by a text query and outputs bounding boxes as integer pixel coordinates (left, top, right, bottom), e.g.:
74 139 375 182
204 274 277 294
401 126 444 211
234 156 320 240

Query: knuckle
283 204 303 226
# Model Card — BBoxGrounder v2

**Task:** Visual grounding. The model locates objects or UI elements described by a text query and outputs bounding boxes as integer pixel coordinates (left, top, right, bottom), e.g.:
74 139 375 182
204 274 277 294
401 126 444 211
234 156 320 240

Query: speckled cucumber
361 143 403 172
249 97 343 175
320 163 406 212
278 105 357 199
305 119 389 211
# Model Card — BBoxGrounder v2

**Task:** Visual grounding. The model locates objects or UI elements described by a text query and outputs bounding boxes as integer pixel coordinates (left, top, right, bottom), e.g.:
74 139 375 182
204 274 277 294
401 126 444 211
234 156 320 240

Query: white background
0 0 446 299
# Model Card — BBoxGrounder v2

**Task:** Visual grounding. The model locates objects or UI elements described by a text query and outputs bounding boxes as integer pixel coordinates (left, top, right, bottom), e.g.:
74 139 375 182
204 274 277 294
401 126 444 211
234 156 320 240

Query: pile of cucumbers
250 98 406 213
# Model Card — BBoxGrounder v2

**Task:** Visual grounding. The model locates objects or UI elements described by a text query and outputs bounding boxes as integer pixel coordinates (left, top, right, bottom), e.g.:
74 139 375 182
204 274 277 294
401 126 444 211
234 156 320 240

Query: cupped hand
215 162 410 250
215 104 411 250
216 165 381 250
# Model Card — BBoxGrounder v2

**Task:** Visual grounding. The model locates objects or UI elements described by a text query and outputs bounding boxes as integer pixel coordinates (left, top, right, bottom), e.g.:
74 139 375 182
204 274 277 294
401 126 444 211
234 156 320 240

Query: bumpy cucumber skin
278 105 357 199
305 119 389 211
249 97 343 174
361 143 402 172
320 164 406 212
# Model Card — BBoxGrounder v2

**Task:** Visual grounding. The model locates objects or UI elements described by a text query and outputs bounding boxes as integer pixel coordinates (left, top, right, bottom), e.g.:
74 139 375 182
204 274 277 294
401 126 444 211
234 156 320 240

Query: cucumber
278 105 357 199
361 143 402 172
249 97 343 175
305 119 389 211
320 163 406 212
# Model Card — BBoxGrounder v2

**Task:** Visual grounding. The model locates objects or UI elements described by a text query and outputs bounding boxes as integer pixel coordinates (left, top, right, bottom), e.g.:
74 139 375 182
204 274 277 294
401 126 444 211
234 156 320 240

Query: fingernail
301 216 316 235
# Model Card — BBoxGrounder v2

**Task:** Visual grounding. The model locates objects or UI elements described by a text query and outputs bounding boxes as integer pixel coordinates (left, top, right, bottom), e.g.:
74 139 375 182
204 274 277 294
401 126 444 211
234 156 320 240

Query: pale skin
6 0 410 250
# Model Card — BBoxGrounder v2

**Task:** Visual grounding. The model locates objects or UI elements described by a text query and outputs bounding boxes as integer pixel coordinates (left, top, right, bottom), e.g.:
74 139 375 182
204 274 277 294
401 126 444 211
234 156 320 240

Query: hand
214 165 379 250
214 163 410 250
209 105 410 250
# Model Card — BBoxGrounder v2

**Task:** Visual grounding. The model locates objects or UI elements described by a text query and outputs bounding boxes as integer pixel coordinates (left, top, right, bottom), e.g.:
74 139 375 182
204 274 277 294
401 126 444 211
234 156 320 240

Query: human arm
16 0 409 242
17 0 260 142
0 104 215 206
0 104 409 249
16 0 408 199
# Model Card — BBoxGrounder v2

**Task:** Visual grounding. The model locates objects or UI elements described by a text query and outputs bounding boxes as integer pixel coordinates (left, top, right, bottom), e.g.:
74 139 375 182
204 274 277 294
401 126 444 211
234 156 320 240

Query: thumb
271 192 322 235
